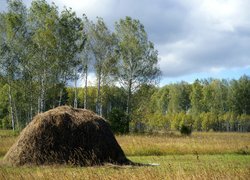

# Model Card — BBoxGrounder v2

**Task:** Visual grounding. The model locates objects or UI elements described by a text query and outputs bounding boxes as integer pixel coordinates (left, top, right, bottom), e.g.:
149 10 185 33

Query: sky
1 0 250 86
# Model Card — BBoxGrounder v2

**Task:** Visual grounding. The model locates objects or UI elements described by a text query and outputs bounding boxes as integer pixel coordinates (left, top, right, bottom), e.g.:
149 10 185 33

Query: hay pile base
3 106 132 166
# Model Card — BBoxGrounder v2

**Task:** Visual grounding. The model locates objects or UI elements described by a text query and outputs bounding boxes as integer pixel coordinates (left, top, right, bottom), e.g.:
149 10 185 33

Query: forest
0 0 250 133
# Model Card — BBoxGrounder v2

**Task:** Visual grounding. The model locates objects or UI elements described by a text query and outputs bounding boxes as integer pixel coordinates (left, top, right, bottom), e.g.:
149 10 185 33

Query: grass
117 132 250 155
0 155 249 179
0 130 249 179
0 130 17 157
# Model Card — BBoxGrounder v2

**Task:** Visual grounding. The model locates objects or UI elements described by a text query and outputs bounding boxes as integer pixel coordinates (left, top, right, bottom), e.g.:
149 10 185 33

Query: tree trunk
84 65 88 109
58 74 66 106
29 79 33 122
13 100 19 129
100 97 103 117
8 84 15 131
37 97 40 114
30 103 33 121
59 88 63 106
107 101 112 115
74 68 78 108
40 47 47 113
96 72 102 115
126 79 132 117
124 79 132 133
40 71 45 112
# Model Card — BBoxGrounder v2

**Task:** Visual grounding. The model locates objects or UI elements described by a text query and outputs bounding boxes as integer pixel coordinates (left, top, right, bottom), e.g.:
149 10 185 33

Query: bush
180 125 192 136
2 116 12 129
107 108 129 134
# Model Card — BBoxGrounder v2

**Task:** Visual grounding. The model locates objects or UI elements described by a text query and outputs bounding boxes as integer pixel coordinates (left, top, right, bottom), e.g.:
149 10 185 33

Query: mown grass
0 130 249 179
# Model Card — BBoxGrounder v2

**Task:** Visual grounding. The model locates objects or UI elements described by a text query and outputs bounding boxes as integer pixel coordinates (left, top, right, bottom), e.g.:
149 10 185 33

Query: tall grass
0 130 17 157
0 131 249 157
0 155 249 179
0 130 249 179
117 132 250 156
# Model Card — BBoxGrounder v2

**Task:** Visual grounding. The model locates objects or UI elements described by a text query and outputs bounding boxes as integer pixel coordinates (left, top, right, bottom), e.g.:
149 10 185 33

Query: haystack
3 106 132 166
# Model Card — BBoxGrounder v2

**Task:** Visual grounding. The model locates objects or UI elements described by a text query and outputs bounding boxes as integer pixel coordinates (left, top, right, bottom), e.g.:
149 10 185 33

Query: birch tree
88 17 117 115
28 0 59 112
57 8 84 108
0 0 27 130
79 15 92 109
115 16 160 123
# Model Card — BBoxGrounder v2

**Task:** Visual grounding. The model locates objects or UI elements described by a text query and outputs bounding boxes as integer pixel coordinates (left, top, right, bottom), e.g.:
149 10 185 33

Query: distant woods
0 0 249 132
140 77 250 132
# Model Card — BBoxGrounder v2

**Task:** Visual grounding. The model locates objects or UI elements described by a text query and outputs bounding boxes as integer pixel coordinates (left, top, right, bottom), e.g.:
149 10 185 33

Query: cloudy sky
1 0 250 85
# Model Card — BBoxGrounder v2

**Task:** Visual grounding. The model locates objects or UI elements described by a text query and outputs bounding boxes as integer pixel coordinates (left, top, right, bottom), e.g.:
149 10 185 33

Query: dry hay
3 106 133 166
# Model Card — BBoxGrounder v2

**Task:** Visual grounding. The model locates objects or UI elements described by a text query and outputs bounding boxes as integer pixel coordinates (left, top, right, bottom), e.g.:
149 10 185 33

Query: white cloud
156 0 250 77
2 0 250 80
54 0 116 17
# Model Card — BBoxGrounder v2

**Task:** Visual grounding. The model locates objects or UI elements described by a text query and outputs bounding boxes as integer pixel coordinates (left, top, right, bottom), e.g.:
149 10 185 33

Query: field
0 130 249 179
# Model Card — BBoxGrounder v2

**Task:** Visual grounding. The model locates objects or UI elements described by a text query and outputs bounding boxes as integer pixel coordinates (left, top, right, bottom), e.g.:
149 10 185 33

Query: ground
0 130 249 179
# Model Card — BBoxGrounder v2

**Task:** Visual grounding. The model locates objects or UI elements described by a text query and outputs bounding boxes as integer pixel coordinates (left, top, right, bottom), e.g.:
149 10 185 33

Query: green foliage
229 76 250 114
0 0 249 133
190 79 203 115
87 17 117 114
2 115 11 129
115 16 161 121
107 108 129 134
167 82 191 113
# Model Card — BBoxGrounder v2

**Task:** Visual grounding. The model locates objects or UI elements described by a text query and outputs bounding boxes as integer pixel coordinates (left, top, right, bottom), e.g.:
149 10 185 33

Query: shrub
107 108 129 134
180 125 192 136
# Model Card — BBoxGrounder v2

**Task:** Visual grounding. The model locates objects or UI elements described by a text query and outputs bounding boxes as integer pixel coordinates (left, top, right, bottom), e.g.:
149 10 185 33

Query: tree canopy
0 0 249 133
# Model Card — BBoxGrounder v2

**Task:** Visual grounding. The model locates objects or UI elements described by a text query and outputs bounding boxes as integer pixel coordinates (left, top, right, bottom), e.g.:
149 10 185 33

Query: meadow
0 130 249 179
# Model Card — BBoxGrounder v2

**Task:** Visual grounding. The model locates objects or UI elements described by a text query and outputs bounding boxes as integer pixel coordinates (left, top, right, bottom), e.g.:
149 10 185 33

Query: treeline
138 77 250 132
1 0 249 133
60 77 250 132
0 0 160 131
3 76 248 132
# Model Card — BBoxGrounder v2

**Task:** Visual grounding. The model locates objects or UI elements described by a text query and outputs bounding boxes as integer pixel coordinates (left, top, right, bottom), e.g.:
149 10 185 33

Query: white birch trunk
84 65 88 109
96 72 101 115
58 74 66 106
40 71 45 112
8 84 15 131
74 68 78 108
59 89 63 106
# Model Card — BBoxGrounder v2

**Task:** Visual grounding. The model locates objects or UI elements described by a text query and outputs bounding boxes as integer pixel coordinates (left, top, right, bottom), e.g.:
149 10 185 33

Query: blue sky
161 66 250 86
1 0 250 86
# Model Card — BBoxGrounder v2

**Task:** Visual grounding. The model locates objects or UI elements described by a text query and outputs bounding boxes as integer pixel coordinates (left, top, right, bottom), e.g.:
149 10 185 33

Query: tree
107 108 129 134
167 82 191 114
0 83 11 129
88 17 117 115
79 15 93 109
0 0 27 130
28 0 60 112
229 75 250 115
149 86 169 115
132 84 157 132
190 79 204 115
57 8 84 108
115 16 160 123
209 80 228 114
101 85 127 117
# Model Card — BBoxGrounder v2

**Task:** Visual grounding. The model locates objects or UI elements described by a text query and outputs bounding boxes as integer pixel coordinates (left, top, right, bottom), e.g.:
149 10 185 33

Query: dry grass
0 130 249 179
0 130 17 157
117 132 250 155
0 155 249 179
